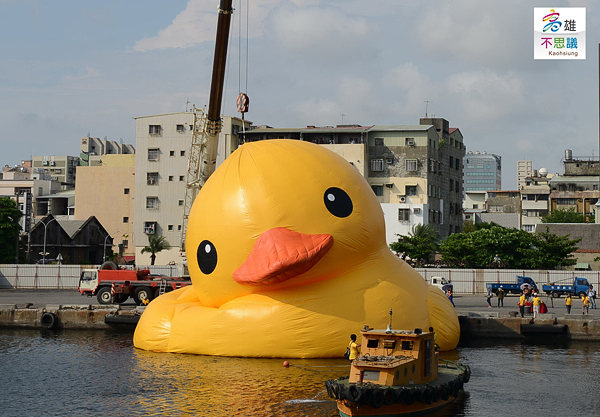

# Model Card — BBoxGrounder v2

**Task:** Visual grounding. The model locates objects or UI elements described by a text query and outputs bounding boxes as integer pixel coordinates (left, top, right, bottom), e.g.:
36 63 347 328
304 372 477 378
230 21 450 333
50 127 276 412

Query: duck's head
186 139 387 307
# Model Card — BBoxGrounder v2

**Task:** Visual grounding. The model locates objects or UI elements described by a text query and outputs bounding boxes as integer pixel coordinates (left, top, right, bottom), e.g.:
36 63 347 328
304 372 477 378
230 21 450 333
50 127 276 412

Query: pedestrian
401 252 407 261
486 288 493 308
447 288 455 307
565 293 573 314
587 285 597 309
581 294 590 314
348 334 361 362
532 293 541 318
519 291 526 318
497 286 505 308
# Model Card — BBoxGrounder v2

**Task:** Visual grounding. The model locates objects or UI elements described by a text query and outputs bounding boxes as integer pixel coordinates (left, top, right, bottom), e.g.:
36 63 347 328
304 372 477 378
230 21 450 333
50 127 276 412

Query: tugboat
325 318 470 416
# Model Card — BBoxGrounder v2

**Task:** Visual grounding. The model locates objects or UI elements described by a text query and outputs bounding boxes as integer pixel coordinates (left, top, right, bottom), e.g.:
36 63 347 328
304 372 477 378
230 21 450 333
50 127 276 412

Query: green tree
389 223 439 265
541 208 589 223
141 234 170 265
0 197 23 263
440 224 580 269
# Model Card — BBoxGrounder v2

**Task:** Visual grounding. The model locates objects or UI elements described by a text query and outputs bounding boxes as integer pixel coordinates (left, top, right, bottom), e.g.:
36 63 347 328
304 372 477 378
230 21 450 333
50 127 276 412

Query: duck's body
134 140 459 357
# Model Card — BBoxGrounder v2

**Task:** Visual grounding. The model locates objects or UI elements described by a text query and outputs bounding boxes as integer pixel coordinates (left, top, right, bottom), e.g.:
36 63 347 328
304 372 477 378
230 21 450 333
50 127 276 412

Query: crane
180 0 235 253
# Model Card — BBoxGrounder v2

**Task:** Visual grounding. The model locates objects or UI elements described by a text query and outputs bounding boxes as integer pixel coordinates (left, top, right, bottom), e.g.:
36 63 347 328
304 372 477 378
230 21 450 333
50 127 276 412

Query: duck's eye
197 240 218 274
324 187 353 218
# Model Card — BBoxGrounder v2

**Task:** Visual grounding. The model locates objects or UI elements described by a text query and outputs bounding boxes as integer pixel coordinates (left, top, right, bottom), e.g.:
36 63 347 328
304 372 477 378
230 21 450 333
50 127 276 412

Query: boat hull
336 391 460 417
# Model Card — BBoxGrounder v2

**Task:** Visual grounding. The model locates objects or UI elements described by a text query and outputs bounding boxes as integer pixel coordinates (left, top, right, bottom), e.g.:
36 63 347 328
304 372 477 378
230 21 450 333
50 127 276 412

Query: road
0 289 589 318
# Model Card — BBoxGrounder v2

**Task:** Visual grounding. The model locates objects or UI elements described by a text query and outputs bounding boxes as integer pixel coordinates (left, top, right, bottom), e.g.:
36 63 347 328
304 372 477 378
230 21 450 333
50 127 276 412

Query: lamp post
103 230 120 263
40 217 57 264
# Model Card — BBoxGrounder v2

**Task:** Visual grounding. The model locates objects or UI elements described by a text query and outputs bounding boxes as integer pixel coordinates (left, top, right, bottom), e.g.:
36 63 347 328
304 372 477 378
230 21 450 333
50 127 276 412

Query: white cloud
132 0 280 52
270 6 368 58
293 98 342 126
416 0 530 68
446 70 525 122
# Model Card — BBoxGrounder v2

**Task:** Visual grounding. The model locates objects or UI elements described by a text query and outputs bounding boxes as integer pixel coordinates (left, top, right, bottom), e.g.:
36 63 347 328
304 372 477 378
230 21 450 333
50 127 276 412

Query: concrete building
133 112 249 264
548 151 599 220
244 117 465 243
520 169 551 232
31 155 79 190
74 154 136 261
463 151 501 192
517 160 532 190
80 136 135 166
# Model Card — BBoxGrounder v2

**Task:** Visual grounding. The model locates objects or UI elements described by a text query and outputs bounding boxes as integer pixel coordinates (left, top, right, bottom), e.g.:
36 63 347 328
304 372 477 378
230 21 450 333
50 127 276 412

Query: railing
0 264 185 289
1 264 599 293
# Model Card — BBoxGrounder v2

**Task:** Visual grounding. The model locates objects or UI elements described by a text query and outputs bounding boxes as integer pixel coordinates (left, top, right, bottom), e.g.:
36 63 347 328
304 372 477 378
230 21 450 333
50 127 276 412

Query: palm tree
141 234 170 265
389 223 439 266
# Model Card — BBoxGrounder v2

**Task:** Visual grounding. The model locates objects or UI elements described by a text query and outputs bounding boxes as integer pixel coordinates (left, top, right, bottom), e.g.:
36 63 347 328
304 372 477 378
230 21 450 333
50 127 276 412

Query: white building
133 112 249 265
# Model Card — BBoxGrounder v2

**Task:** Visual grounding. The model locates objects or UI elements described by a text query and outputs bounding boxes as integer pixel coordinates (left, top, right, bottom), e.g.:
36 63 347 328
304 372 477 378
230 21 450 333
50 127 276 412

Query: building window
144 221 157 234
148 148 159 161
371 185 383 196
147 172 159 185
168 224 174 231
169 176 174 181
178 200 184 206
405 185 417 196
449 179 453 191
406 159 417 172
176 124 185 133
146 197 159 209
170 150 175 157
405 138 415 146
455 159 460 170
124 188 130 194
180 150 186 156
523 225 535 232
122 239 128 247
178 225 182 231
374 138 384 146
123 217 129 223
371 159 384 172
398 208 410 221
473 204 478 209
179 175 185 181
149 125 162 135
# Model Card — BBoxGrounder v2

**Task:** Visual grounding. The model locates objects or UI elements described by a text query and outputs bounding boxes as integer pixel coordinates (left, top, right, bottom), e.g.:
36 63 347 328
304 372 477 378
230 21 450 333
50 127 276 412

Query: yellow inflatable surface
133 140 460 357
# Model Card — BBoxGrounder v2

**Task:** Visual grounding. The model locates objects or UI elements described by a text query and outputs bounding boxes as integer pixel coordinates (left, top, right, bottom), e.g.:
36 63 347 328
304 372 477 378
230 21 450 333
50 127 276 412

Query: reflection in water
2 329 600 416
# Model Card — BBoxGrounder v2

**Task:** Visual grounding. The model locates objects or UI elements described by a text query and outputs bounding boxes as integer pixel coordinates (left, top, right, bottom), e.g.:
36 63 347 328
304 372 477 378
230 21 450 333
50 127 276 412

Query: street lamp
40 217 57 264
103 230 120 262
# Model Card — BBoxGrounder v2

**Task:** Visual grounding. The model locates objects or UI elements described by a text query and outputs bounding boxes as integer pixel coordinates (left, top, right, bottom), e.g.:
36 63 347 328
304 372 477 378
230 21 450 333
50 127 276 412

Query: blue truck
542 277 591 298
485 275 538 295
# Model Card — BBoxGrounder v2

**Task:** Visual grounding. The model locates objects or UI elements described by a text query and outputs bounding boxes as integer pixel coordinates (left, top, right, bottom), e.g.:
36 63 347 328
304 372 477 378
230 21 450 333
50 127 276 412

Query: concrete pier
0 304 144 330
460 312 600 341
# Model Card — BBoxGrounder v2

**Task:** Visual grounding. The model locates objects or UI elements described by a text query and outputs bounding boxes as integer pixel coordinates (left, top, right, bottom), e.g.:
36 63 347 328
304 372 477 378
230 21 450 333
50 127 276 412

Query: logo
534 7 585 60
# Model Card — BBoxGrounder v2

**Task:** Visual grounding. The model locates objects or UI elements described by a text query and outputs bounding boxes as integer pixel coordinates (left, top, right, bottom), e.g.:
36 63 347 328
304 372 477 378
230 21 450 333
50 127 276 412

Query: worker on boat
348 334 361 362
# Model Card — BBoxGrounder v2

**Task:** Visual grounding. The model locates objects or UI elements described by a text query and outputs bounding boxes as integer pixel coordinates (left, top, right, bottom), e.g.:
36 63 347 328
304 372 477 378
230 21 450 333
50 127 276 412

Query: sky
1 0 599 188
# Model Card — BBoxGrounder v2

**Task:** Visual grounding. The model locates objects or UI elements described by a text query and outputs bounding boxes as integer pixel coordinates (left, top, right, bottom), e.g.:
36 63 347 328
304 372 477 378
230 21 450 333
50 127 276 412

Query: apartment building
74 154 136 261
31 155 79 190
517 160 532 190
133 112 249 264
520 169 551 232
80 136 135 166
244 117 465 243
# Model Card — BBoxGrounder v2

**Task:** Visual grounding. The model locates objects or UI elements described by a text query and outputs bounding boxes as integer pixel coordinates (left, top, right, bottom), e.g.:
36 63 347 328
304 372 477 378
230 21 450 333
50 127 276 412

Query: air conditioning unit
50 161 56 166
55 169 61 174
413 208 422 214
406 139 415 146
51 176 59 180
43 161 48 166
399 196 406 203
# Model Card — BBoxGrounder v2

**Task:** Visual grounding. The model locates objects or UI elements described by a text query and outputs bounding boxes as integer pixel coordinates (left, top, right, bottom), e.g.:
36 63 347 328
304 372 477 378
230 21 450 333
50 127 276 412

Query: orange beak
233 227 334 285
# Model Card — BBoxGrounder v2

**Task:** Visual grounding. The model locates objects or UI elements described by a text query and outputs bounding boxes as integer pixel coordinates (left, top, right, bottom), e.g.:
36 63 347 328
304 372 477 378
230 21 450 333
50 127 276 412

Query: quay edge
460 313 600 342
0 304 144 330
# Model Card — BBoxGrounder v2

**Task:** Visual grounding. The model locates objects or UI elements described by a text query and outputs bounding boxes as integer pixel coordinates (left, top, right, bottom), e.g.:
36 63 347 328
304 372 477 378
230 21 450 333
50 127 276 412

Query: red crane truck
78 265 192 306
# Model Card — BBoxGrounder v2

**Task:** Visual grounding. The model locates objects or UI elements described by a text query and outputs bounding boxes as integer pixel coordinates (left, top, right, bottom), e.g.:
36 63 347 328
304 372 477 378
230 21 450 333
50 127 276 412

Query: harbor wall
0 304 143 330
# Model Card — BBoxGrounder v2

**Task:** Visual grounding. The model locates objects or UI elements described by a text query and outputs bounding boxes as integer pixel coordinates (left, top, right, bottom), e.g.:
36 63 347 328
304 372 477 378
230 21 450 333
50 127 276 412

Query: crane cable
236 0 249 143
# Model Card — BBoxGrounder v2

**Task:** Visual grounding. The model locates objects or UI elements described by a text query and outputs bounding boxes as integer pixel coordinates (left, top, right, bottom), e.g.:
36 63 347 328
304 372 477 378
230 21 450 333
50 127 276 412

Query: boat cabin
349 328 437 386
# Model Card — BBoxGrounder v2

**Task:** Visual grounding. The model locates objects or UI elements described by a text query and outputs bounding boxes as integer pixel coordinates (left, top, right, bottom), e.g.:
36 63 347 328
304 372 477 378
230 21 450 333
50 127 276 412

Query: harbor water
2 328 600 416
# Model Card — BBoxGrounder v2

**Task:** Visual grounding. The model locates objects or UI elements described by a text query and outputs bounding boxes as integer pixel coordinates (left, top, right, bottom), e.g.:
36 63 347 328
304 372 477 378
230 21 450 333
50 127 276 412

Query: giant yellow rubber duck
134 139 460 357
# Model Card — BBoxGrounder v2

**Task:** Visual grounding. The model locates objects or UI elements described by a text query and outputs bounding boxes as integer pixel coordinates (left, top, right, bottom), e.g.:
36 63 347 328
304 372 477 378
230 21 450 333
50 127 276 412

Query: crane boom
181 0 234 252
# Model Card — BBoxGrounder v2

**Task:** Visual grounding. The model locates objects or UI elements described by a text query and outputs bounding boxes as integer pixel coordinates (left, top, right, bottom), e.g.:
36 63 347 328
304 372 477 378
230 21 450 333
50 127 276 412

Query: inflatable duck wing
133 140 460 357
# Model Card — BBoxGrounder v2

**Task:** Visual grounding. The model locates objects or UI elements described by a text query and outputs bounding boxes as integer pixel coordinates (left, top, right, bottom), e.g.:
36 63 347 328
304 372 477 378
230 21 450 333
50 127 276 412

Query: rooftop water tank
539 167 548 177
565 149 572 161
